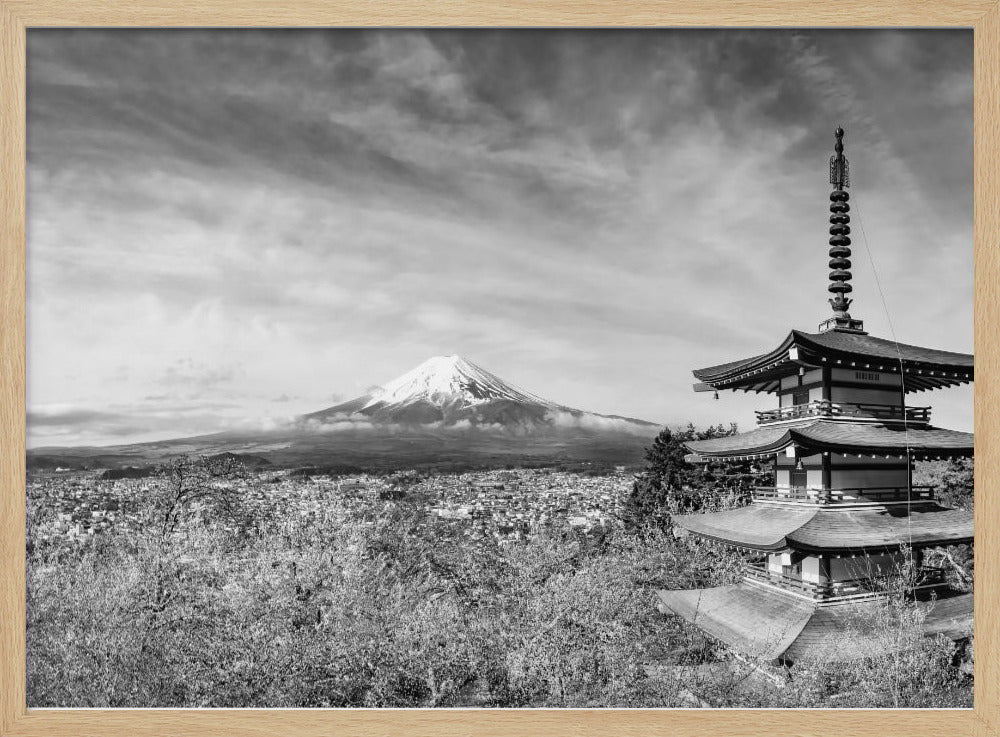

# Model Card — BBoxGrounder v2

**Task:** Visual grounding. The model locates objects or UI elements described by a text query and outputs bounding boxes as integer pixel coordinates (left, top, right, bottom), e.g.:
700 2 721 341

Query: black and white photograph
25 28 974 708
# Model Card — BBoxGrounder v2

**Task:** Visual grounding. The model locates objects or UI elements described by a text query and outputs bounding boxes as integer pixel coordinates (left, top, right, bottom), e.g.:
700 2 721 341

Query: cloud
298 416 376 433
547 410 657 435
159 359 241 392
25 30 973 446
28 406 127 428
28 403 236 446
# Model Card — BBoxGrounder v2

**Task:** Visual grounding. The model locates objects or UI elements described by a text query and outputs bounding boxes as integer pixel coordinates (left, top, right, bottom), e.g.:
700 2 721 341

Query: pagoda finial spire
820 127 865 334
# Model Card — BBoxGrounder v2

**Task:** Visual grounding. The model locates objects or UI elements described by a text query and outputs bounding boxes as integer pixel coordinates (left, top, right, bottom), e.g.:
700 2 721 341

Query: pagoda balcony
744 564 948 601
755 400 930 425
752 485 935 505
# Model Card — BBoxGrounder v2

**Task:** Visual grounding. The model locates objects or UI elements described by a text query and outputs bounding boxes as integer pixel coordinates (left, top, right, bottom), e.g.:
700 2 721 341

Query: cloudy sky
26 29 973 447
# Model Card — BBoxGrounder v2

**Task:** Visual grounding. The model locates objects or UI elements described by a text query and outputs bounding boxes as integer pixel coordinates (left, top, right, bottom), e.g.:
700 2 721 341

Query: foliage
673 547 973 709
25 465 971 708
622 424 768 530
912 458 975 588
915 458 974 510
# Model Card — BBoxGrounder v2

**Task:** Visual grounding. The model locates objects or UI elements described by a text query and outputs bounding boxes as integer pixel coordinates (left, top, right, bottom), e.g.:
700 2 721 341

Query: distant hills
28 355 662 472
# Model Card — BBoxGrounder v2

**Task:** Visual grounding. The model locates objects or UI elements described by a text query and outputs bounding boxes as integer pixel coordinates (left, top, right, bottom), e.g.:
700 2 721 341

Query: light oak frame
1 2 998 735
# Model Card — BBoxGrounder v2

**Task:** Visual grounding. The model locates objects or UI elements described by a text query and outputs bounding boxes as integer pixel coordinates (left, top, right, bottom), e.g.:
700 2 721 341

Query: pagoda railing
744 564 947 600
755 400 930 424
753 485 935 504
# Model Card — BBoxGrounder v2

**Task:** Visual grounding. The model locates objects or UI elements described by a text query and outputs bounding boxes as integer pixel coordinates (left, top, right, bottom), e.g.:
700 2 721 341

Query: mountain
303 354 656 432
27 356 662 471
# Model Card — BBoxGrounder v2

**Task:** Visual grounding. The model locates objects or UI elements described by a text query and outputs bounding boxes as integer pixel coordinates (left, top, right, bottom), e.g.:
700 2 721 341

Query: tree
622 423 766 531
146 455 258 537
915 458 974 510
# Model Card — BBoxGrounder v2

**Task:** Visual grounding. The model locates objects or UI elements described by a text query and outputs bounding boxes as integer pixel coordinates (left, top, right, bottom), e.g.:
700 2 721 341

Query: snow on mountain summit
303 354 658 433
363 355 559 411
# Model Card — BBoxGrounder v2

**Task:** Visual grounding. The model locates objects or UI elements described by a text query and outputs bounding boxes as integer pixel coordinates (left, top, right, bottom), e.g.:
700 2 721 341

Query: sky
25 29 974 447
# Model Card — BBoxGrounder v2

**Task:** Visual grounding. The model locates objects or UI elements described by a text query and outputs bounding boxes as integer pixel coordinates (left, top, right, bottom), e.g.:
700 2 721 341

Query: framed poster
1 1 998 735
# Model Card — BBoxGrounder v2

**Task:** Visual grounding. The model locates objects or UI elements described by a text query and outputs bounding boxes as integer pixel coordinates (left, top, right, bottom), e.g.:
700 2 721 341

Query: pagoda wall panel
829 386 903 405
768 554 783 575
830 368 902 387
778 387 825 406
829 551 906 582
778 369 825 406
830 467 908 489
775 466 823 489
802 556 822 584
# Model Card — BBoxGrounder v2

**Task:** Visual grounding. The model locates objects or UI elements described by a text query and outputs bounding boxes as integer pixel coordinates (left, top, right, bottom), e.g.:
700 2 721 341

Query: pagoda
656 128 974 664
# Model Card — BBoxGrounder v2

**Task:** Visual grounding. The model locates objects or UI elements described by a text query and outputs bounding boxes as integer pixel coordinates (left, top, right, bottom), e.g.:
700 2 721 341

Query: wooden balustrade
752 486 935 504
744 564 947 600
755 400 931 424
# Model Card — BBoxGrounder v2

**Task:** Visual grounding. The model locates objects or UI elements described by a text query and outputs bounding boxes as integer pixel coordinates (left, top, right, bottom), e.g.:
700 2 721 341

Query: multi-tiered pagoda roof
656 127 974 665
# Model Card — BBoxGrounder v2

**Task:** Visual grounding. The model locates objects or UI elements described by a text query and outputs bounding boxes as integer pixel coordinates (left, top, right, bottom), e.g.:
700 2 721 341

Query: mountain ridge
28 355 662 470
304 354 658 431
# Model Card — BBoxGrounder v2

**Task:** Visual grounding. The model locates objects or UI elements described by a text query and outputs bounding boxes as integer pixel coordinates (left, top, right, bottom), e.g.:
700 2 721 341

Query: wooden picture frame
1 2 997 735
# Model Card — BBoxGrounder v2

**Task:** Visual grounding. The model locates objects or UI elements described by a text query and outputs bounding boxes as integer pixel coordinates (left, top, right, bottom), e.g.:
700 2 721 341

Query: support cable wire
852 192 913 709
852 194 914 550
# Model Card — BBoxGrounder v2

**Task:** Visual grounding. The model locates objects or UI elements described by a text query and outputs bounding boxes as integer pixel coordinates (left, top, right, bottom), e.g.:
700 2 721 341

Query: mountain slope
28 355 662 470
303 354 656 432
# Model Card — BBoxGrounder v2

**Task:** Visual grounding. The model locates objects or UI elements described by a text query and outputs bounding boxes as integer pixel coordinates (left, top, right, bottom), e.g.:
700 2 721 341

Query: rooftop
672 500 973 552
656 583 973 663
683 419 973 460
692 329 973 394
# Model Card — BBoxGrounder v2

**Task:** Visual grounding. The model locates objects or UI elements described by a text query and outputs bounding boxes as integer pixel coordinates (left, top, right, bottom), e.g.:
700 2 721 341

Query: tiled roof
658 584 973 662
673 505 817 550
656 584 814 661
920 592 975 640
672 501 973 551
685 424 795 457
692 329 973 393
684 420 974 459
789 505 974 551
801 330 973 368
781 592 973 662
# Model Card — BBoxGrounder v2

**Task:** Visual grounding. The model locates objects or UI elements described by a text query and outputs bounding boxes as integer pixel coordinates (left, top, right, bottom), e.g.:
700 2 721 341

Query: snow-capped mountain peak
363 354 559 410
302 355 659 434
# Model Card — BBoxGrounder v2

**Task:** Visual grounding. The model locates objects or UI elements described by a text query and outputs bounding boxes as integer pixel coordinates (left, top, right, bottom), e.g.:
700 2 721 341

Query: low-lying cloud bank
295 409 658 436
547 410 658 435
28 402 661 449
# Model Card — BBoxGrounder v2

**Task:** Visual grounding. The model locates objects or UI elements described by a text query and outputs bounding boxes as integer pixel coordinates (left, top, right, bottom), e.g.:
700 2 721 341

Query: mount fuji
303 355 656 432
27 356 662 471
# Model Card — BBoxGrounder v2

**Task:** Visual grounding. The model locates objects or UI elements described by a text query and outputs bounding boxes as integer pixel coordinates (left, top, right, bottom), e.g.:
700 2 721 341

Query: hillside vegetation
25 431 974 708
